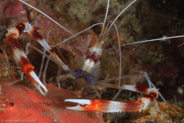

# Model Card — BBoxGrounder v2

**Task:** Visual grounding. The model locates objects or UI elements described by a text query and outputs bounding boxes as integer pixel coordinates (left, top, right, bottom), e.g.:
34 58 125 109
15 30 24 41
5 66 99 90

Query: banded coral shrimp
37 0 184 121
0 0 184 122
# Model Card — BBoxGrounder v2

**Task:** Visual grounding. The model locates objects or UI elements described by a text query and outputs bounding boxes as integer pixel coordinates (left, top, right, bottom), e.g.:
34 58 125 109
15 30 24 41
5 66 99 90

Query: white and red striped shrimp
6 0 183 115
62 0 161 112
62 0 184 113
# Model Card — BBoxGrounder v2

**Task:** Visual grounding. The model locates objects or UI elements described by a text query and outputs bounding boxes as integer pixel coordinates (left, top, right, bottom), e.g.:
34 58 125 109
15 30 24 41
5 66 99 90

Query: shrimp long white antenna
108 0 137 30
122 35 184 46
38 31 50 78
19 0 73 34
38 44 47 78
100 0 110 36
97 0 111 44
42 56 50 85
52 22 103 47
113 23 122 88
111 22 122 100
56 67 61 89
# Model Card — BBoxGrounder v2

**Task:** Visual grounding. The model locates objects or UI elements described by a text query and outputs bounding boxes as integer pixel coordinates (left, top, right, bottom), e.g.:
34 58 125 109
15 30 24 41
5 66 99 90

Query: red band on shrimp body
6 35 23 50
15 23 26 35
29 27 43 40
19 57 37 85
20 57 34 74
85 53 99 64
135 84 149 94
144 91 158 101
121 101 142 112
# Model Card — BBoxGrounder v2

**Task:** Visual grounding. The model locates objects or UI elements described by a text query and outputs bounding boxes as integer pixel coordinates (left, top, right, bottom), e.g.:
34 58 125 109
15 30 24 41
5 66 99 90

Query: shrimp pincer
65 85 158 112
6 22 48 95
